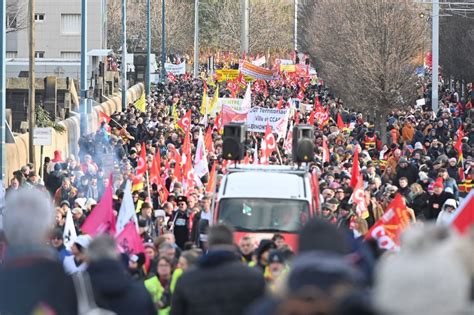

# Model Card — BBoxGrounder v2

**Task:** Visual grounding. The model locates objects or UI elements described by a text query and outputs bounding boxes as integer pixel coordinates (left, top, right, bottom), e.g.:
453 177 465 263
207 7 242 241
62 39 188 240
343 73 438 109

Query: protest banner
215 69 253 82
164 62 186 75
239 60 275 81
207 98 244 116
245 106 290 138
252 56 266 67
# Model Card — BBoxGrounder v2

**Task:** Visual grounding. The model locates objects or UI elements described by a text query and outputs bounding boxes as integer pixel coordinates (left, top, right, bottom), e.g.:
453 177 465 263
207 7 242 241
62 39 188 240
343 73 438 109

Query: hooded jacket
87 259 156 315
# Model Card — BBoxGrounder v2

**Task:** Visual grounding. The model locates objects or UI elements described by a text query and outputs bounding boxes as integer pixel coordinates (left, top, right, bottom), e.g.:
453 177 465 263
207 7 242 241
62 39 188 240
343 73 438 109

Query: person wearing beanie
426 178 450 220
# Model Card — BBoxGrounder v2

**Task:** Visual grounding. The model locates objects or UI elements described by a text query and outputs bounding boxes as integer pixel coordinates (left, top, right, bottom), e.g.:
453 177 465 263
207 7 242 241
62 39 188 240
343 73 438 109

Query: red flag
262 122 276 164
337 112 345 130
214 112 222 133
116 221 144 255
206 161 217 193
365 194 412 251
350 146 360 188
451 190 474 234
167 72 177 82
314 94 322 109
276 99 283 110
149 152 161 185
308 110 316 126
99 111 111 124
296 88 305 100
176 110 192 133
350 174 369 219
204 127 214 153
310 169 321 214
136 144 147 176
82 174 116 236
237 72 246 87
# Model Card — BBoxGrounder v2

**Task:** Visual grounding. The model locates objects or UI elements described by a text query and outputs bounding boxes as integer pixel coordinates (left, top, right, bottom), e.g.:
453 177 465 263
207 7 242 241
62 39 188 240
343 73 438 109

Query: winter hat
418 171 429 181
434 177 444 189
443 199 457 209
268 250 285 265
74 235 92 250
414 142 424 150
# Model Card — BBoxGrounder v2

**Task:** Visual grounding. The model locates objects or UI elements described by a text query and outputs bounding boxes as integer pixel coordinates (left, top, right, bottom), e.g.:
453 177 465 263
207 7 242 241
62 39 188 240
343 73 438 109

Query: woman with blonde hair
408 183 429 219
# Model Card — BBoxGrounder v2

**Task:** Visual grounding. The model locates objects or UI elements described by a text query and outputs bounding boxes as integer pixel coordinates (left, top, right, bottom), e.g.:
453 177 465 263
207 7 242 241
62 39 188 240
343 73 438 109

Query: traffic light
292 125 314 163
223 123 247 161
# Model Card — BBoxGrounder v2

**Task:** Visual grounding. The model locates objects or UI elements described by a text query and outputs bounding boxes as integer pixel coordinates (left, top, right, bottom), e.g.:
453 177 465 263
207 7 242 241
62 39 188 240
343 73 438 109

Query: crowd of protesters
0 58 473 314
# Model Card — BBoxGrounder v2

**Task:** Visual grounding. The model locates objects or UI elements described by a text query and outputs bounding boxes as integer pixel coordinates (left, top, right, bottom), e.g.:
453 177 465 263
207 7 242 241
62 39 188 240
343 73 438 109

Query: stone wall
5 83 144 183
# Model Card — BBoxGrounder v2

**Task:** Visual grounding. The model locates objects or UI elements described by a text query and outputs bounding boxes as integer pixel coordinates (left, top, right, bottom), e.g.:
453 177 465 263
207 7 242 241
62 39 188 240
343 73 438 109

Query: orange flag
337 112 345 130
204 127 214 154
206 161 217 193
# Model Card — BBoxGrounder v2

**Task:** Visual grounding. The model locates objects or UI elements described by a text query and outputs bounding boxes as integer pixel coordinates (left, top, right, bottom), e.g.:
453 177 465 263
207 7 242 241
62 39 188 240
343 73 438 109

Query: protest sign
246 107 290 138
239 60 274 81
165 62 186 75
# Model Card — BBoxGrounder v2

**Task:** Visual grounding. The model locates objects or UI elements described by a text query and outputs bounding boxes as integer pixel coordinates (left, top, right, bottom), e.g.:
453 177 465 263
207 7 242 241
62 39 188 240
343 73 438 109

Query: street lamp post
80 0 88 136
432 1 439 113
161 0 166 83
0 0 6 181
146 0 151 95
121 0 127 111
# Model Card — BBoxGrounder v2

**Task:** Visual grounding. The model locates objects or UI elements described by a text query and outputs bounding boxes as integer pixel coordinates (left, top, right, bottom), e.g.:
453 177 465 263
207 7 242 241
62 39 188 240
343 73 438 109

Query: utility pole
80 0 88 136
240 0 249 57
146 0 151 95
0 0 6 181
28 0 36 166
161 0 166 83
431 0 439 113
294 0 298 51
121 0 127 110
193 0 199 78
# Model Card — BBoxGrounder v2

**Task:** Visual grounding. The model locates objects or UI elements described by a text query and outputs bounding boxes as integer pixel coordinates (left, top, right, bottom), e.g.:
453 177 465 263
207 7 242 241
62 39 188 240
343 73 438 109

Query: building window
7 14 17 30
61 14 81 35
61 51 81 59
35 13 45 22
35 51 45 58
6 51 18 59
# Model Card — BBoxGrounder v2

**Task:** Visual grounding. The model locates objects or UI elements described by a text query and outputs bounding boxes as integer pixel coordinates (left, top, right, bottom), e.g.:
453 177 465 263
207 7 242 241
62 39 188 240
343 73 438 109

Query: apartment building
6 0 107 60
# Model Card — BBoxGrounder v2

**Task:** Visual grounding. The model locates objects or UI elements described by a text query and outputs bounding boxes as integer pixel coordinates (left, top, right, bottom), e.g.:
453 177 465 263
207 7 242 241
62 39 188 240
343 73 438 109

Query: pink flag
116 221 144 255
81 174 116 236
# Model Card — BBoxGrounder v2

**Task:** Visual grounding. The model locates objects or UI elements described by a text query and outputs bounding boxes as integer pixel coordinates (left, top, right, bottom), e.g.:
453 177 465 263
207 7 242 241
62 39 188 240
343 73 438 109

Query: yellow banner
215 69 253 82
280 64 296 72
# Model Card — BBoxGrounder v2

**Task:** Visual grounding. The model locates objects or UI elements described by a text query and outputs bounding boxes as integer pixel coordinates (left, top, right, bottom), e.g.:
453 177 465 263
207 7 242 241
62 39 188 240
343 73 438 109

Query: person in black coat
171 224 265 315
394 158 419 185
86 236 156 315
426 179 451 220
171 196 191 249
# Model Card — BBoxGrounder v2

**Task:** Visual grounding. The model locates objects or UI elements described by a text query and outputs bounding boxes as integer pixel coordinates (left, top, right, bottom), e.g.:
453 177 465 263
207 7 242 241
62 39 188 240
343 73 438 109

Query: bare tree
107 0 194 55
299 0 429 140
6 0 27 33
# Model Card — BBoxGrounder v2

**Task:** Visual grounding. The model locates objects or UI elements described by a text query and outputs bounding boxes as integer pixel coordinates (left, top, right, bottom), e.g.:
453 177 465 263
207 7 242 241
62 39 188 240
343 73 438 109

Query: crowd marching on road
0 57 473 315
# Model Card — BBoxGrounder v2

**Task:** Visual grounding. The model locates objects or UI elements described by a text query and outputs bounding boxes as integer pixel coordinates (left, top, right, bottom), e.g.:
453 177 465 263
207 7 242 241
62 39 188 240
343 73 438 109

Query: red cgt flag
365 194 412 251
337 112 345 130
176 110 192 133
136 144 147 176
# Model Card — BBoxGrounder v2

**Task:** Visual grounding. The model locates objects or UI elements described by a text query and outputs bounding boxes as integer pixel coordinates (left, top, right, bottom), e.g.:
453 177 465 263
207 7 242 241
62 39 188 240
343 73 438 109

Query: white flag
116 180 138 235
241 84 252 111
63 209 77 250
194 128 209 178
253 142 259 165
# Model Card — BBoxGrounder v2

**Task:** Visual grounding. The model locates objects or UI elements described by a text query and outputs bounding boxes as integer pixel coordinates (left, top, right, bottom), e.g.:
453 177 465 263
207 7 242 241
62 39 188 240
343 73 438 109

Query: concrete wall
5 83 144 183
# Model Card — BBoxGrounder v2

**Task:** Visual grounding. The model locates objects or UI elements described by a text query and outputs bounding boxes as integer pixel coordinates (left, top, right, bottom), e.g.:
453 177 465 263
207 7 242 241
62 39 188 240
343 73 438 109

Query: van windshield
217 198 310 233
